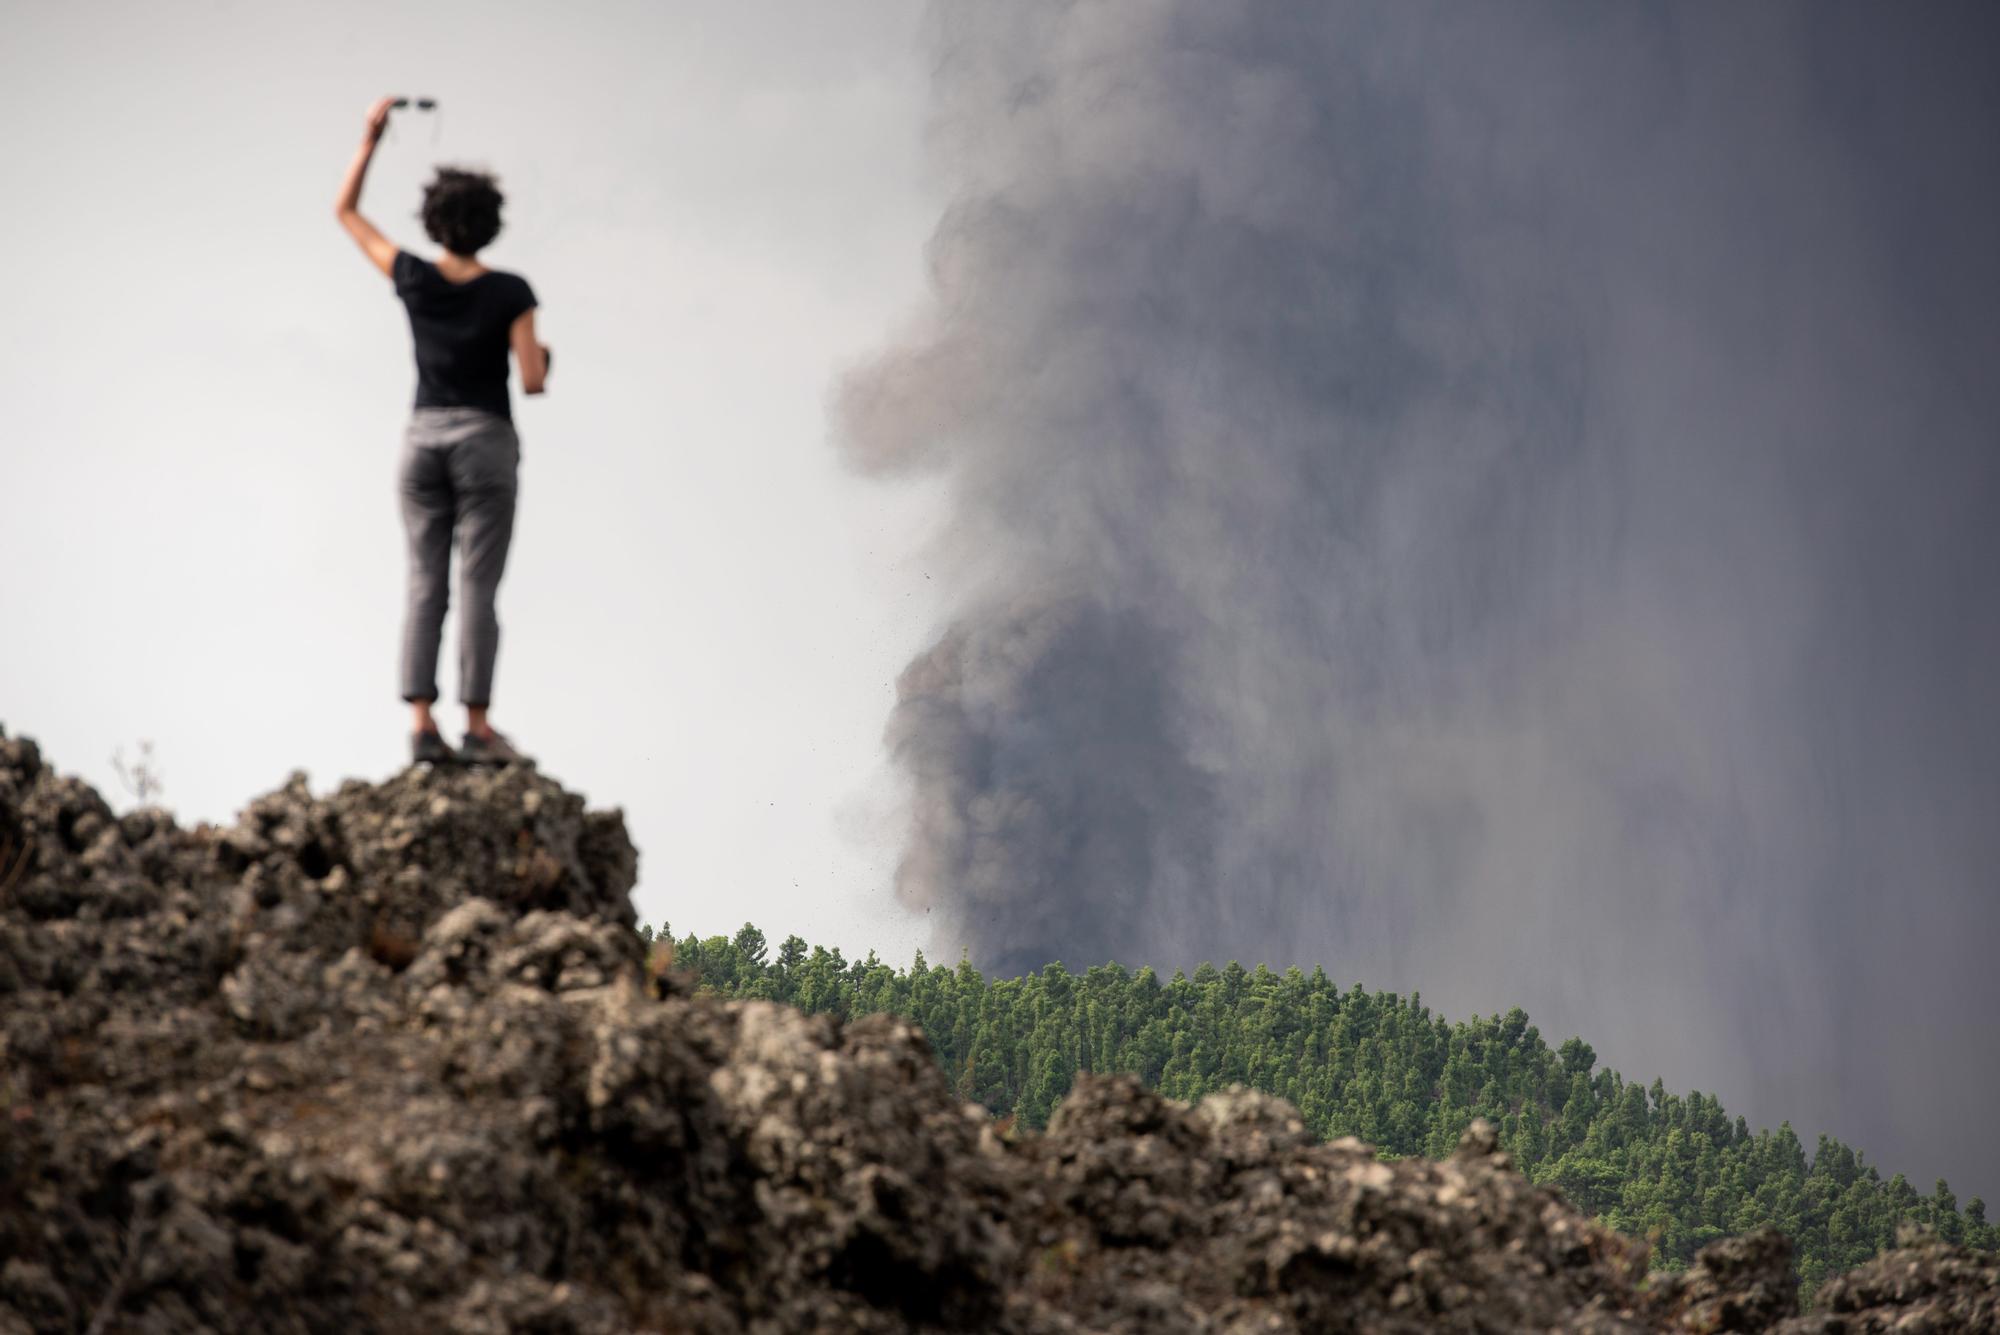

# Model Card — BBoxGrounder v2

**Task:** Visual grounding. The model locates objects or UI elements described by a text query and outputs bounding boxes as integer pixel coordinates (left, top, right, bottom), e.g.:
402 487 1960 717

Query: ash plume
837 2 2000 1196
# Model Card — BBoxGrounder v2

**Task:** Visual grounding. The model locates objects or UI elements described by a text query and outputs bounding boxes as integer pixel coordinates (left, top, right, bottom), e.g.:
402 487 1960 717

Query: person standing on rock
334 96 546 768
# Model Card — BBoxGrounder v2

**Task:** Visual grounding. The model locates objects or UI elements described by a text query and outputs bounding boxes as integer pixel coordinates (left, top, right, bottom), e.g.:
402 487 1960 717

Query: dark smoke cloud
837 2 2000 1198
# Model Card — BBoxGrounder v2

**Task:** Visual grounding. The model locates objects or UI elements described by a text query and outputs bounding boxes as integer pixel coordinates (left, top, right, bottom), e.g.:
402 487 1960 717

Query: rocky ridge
0 724 1992 1332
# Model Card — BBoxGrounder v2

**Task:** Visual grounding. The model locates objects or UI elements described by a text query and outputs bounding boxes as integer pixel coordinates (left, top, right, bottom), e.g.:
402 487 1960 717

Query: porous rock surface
0 724 1991 1333
1783 1231 2000 1334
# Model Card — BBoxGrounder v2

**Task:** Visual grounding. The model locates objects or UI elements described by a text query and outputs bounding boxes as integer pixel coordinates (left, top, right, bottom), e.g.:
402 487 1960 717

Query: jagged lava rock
0 723 1993 1333
1779 1230 2000 1334
0 727 1021 1334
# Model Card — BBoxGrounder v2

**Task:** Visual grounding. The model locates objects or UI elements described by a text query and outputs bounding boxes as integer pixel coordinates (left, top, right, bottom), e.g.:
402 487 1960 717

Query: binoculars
391 98 438 110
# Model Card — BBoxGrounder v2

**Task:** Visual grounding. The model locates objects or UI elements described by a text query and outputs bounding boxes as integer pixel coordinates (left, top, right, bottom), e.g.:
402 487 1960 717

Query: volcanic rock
0 723 1991 1332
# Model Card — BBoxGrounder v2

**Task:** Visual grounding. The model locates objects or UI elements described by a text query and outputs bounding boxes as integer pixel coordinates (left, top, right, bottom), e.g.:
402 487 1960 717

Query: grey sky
1 0 945 961
7 0 1997 1209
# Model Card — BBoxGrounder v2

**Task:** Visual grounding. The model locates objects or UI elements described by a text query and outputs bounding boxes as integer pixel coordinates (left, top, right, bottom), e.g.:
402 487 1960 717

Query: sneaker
459 729 531 768
411 729 461 767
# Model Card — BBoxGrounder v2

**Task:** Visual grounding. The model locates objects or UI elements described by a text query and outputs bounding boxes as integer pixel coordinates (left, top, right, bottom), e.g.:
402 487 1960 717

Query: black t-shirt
392 250 537 420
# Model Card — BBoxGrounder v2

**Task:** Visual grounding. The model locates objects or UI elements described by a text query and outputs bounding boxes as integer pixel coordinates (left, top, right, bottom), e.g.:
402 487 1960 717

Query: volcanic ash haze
835 2 2000 1198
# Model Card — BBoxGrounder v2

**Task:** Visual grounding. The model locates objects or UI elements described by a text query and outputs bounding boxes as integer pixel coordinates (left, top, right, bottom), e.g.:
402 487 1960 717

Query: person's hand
363 96 395 146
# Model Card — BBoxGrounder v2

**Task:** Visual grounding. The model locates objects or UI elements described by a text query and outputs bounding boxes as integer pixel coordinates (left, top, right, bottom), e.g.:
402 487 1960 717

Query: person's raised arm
335 97 399 277
510 309 550 394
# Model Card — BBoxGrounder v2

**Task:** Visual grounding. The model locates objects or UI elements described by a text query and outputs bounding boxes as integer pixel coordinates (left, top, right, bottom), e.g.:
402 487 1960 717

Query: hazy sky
6 0 1996 1206
1 0 946 961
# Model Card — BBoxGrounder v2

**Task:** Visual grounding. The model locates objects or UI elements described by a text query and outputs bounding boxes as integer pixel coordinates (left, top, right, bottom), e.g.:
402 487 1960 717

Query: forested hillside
658 923 1997 1300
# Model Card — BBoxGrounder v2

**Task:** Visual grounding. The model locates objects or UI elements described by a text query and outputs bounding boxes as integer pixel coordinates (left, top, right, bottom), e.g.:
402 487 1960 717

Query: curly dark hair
418 167 504 256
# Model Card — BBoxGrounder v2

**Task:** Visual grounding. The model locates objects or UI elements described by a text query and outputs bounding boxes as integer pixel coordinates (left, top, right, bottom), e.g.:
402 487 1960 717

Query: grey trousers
398 406 519 708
